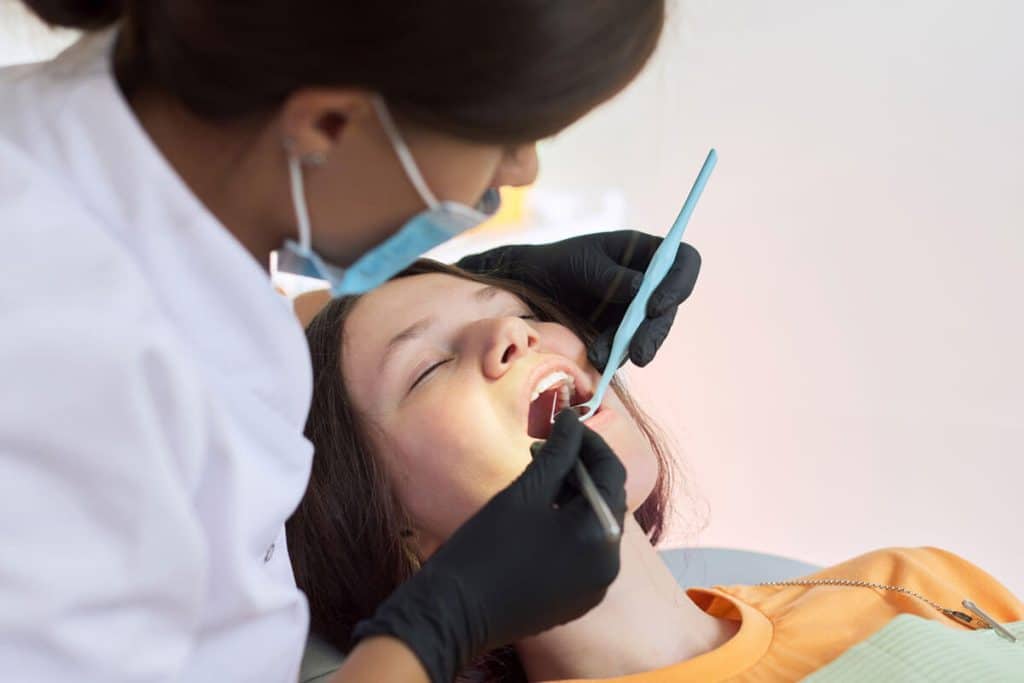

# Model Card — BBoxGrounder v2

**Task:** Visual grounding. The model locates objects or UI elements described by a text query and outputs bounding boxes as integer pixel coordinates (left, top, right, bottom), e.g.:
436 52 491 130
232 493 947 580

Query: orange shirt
554 547 1023 682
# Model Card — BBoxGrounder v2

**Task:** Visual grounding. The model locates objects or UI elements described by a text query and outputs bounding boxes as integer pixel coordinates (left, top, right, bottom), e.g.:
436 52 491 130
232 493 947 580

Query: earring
301 151 327 167
282 137 327 167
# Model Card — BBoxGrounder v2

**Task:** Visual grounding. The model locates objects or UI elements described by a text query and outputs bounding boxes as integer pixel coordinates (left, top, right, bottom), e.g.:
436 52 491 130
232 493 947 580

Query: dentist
0 2 701 682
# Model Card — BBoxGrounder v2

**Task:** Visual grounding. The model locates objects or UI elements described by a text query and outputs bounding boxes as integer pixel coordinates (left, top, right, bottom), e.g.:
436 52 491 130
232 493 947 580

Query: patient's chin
598 429 658 511
626 466 658 511
613 459 656 511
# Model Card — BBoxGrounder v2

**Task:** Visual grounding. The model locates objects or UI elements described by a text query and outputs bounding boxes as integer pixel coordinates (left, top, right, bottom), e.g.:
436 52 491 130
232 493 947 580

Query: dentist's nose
480 317 540 380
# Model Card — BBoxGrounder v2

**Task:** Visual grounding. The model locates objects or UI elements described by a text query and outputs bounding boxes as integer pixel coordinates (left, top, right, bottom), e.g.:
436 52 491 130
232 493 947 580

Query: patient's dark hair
287 260 675 681
23 0 664 143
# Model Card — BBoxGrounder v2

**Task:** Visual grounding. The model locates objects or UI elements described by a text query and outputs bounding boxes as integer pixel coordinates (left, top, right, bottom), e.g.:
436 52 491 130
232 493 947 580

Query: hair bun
21 0 124 30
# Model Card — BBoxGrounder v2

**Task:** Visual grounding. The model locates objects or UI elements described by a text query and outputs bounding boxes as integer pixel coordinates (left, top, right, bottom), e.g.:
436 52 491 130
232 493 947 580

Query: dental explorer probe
529 438 622 543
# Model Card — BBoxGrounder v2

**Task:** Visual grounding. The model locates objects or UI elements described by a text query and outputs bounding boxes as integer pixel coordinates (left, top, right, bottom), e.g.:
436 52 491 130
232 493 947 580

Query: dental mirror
572 148 718 422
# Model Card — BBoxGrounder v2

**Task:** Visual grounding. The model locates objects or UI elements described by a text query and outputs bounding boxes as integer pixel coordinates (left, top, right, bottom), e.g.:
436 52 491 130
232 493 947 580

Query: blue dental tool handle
575 149 718 421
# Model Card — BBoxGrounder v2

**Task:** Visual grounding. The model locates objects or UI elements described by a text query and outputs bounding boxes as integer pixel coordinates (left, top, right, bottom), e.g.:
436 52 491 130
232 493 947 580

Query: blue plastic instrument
574 148 718 421
539 148 717 544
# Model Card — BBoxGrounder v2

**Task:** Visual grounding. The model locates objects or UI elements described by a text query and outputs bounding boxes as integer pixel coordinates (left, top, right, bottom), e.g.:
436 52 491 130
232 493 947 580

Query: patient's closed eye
411 358 452 392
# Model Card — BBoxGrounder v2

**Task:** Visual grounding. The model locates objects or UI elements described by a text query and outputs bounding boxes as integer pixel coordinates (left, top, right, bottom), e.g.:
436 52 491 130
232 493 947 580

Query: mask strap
372 95 441 210
287 151 313 252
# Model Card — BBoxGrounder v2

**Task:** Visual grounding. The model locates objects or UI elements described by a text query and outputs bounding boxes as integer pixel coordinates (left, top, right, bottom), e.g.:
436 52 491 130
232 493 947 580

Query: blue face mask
276 96 501 296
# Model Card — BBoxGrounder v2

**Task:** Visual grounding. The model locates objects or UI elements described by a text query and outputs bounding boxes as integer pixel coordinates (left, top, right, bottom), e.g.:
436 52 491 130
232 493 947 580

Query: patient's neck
514 517 737 681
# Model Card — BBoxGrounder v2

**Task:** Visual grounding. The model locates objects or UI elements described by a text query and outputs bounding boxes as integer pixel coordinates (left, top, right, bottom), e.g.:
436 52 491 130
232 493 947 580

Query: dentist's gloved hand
351 412 627 683
458 230 701 371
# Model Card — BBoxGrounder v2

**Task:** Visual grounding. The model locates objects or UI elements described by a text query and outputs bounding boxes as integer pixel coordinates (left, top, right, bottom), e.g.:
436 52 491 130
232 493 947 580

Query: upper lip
520 357 596 430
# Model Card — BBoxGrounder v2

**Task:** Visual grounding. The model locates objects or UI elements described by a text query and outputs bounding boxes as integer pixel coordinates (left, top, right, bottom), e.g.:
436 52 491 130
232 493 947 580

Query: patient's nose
480 317 539 379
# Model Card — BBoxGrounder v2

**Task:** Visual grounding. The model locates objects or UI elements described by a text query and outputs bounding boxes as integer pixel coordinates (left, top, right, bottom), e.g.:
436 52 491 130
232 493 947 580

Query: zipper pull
963 599 1017 643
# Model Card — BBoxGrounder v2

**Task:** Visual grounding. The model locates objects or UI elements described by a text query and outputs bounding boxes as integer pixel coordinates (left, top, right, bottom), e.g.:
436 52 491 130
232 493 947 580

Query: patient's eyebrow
378 287 506 370
380 316 437 369
474 285 503 302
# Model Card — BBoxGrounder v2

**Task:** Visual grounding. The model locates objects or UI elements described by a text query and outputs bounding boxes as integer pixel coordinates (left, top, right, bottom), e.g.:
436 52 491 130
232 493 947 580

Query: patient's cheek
385 408 515 539
533 322 587 361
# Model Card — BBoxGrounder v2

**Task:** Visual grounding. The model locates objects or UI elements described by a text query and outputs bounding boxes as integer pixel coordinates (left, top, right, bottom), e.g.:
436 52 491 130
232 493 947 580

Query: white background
534 0 1023 593
4 1 1021 592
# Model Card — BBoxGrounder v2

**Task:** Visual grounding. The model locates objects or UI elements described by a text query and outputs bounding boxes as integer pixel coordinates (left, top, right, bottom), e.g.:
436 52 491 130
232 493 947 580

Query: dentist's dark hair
286 259 675 682
22 0 664 143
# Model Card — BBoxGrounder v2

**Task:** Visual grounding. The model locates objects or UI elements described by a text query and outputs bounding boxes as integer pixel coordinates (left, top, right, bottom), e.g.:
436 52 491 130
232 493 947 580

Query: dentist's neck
126 86 290 269
514 517 737 680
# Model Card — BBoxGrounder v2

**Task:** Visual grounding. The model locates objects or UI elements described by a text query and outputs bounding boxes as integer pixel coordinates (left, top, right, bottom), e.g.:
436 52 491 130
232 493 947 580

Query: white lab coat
0 30 315 681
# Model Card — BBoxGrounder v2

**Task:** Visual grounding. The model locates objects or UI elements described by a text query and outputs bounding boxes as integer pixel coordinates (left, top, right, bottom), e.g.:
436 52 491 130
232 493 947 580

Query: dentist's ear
278 89 375 163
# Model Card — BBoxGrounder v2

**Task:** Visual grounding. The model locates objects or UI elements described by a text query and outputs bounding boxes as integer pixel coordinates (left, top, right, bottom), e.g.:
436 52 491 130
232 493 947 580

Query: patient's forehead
344 270 524 360
347 273 487 347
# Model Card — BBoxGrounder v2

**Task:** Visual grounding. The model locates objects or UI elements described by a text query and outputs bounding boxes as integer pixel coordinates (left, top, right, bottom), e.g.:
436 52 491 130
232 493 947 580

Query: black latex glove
458 230 701 371
351 412 627 683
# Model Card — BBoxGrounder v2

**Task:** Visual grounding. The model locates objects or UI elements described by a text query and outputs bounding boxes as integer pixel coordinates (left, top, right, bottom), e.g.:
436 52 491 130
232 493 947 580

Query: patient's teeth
529 371 575 401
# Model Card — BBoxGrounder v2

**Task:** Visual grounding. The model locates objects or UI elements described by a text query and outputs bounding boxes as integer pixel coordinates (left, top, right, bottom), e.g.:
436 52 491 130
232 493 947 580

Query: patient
287 259 1023 682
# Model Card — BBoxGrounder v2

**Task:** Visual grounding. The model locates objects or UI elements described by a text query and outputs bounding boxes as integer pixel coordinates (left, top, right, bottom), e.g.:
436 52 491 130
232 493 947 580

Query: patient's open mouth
526 370 592 439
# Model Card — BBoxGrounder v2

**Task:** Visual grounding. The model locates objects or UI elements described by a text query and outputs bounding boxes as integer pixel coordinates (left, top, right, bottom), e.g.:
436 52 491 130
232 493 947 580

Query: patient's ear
293 289 331 328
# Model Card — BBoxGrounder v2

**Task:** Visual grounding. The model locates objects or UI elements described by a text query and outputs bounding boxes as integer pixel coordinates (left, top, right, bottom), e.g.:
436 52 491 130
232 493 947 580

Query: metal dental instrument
530 440 622 542
571 458 621 542
572 148 718 422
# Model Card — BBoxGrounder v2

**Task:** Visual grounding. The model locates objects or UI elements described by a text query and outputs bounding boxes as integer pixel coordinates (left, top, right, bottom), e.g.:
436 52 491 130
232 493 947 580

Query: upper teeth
530 371 575 402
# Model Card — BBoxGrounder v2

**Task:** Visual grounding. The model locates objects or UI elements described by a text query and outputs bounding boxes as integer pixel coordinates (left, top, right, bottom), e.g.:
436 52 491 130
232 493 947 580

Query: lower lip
581 403 616 431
